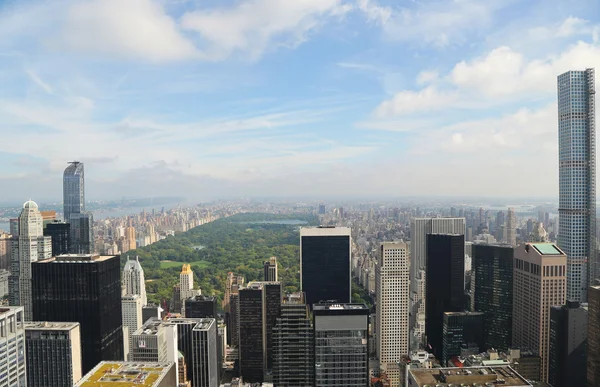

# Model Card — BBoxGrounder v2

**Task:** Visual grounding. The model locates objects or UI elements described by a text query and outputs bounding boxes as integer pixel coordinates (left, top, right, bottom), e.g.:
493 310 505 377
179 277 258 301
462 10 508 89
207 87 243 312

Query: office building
442 312 484 365
273 292 314 386
142 304 163 325
407 366 532 387
63 162 94 254
44 221 70 256
167 317 219 387
184 295 217 318
180 265 198 313
130 318 178 378
472 243 514 350
558 68 596 302
512 243 566 382
425 234 465 360
25 321 82 386
238 281 282 382
410 217 465 346
32 254 123 374
263 256 278 281
504 207 517 246
122 294 143 360
0 307 27 386
376 241 410 387
8 200 52 321
75 361 176 387
123 256 148 306
0 269 9 298
588 285 600 385
300 226 351 306
319 203 326 214
224 273 244 346
229 292 240 347
549 301 588 387
313 303 369 386
0 232 11 269
125 226 136 250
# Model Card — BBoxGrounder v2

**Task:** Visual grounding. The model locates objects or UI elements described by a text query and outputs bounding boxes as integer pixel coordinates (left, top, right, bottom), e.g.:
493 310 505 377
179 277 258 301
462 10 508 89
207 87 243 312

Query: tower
8 200 51 321
377 241 410 386
504 207 517 246
512 243 567 382
263 257 278 282
63 162 93 254
558 68 596 302
472 243 514 351
43 221 70 256
300 226 351 307
121 294 143 361
123 256 147 306
425 234 465 360
0 307 27 386
32 254 124 374
588 285 600 385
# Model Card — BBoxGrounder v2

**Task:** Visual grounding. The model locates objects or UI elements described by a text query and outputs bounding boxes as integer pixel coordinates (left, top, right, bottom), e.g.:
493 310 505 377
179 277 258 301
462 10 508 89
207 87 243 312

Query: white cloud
355 0 391 25
25 70 53 94
59 0 199 62
416 70 439 85
373 86 457 117
180 0 349 61
556 16 590 37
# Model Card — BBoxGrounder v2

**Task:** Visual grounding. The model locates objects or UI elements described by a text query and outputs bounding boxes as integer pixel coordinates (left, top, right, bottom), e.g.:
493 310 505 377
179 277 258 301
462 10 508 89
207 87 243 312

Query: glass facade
425 234 465 360
442 312 484 365
558 69 596 302
63 162 85 225
239 286 264 382
313 304 369 387
301 233 351 307
472 244 514 351
44 222 70 256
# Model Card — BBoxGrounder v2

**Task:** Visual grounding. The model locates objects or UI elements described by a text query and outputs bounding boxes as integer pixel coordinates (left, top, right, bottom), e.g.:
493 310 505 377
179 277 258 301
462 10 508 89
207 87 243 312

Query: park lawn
160 260 212 269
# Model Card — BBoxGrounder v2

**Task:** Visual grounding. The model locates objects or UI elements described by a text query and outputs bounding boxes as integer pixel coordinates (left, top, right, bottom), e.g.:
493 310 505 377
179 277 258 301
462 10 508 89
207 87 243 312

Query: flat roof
313 303 368 310
76 362 173 387
38 254 117 263
409 366 532 386
530 243 564 255
25 322 79 331
300 226 351 236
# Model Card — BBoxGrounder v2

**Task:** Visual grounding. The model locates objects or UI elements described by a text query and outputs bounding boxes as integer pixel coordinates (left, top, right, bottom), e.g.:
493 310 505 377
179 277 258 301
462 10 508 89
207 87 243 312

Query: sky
0 0 599 202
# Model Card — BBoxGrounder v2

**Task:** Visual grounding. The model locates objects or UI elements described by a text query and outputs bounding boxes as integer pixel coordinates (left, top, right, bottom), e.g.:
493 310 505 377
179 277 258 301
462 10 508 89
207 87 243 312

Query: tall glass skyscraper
63 161 85 223
558 68 596 302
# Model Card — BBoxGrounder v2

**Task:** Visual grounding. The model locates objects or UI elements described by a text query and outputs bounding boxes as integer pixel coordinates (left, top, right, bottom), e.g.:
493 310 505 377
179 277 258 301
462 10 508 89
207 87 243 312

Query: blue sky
0 0 599 201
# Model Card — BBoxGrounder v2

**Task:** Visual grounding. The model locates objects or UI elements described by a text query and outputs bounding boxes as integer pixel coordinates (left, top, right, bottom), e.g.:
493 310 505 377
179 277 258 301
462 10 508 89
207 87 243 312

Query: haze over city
0 0 598 201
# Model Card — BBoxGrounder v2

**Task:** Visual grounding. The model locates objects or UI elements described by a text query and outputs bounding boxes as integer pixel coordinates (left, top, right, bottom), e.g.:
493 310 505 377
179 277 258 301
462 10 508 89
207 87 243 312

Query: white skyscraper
558 68 596 302
123 256 147 306
0 306 27 386
122 294 143 361
409 217 465 349
504 207 517 246
8 201 51 321
376 241 410 387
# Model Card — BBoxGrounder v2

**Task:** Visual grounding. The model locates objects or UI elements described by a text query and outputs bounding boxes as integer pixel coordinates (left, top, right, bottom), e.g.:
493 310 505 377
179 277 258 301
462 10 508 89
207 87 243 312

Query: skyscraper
376 241 410 387
130 318 178 370
32 254 124 374
184 295 217 318
548 301 588 387
410 217 465 347
313 303 369 386
273 292 314 386
263 256 278 282
300 226 351 307
180 264 197 309
504 207 517 246
25 321 83 387
43 221 70 256
588 285 600 385
123 256 147 306
558 68 596 302
63 161 85 225
472 243 514 351
224 272 244 346
425 234 465 360
512 243 566 382
122 294 143 360
0 307 27 386
8 200 52 321
167 317 219 387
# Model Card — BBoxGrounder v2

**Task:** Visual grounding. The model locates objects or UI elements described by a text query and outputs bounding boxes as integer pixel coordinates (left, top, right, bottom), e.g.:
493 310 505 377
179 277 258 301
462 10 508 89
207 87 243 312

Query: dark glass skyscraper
472 243 514 351
549 301 588 387
184 295 217 319
589 285 600 385
558 69 596 302
300 227 351 307
44 221 70 256
63 161 85 224
31 254 123 374
425 233 465 360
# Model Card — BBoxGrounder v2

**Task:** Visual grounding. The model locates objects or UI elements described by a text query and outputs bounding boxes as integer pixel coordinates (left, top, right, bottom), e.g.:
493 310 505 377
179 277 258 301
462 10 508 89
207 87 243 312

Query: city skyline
0 1 599 200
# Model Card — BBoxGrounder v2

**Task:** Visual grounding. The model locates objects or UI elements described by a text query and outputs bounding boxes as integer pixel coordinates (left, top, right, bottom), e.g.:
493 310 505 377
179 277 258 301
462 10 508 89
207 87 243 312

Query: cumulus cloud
374 87 457 117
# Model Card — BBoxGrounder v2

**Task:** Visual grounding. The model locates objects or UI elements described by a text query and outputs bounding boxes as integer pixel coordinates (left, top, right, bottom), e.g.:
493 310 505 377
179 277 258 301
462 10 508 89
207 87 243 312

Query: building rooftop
530 243 564 256
313 303 369 310
39 254 117 263
75 362 173 387
166 317 215 331
408 366 532 387
25 321 79 331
